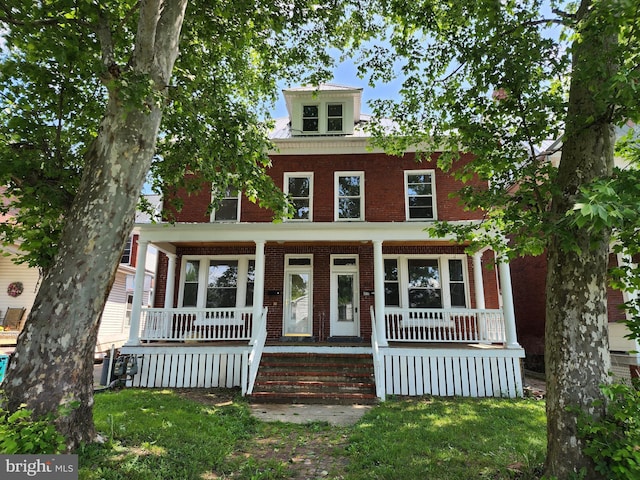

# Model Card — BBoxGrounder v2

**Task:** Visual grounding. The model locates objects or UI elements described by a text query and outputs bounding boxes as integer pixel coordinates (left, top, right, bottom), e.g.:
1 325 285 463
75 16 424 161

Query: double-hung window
383 256 468 309
180 257 255 309
384 259 400 306
448 259 467 307
121 237 132 264
327 104 343 132
302 105 319 132
212 186 240 222
335 172 364 221
285 173 313 221
405 170 436 220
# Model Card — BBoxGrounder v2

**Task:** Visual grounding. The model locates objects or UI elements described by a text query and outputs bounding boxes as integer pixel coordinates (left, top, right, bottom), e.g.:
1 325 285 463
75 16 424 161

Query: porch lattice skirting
121 345 525 399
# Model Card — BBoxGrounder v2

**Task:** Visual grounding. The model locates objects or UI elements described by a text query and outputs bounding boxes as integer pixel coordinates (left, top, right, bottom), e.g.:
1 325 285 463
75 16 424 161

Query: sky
272 56 404 119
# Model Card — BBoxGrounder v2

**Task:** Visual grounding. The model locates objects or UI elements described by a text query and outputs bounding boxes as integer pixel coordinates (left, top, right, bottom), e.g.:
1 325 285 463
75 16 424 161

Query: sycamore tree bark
3 0 188 449
544 2 615 477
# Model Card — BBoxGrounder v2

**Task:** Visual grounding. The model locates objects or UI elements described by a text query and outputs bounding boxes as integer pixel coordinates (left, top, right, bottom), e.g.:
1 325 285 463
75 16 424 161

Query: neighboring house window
383 256 468 309
335 172 364 221
302 105 319 132
212 186 240 222
285 173 313 221
405 170 436 220
121 238 132 264
179 256 255 308
124 294 133 327
327 104 343 132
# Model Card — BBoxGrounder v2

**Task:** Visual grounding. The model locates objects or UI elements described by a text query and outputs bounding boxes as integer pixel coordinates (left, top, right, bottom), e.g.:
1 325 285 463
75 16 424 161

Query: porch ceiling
138 221 480 249
155 240 464 251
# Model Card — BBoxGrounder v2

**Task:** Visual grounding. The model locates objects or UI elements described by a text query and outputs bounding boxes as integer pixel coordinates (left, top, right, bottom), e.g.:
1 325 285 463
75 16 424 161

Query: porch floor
137 340 512 351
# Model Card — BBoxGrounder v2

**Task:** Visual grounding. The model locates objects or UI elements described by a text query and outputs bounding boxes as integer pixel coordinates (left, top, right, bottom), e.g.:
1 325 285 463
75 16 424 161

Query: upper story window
327 104 343 132
405 170 437 220
302 105 319 132
120 237 132 264
335 172 364 221
212 186 240 222
285 173 313 221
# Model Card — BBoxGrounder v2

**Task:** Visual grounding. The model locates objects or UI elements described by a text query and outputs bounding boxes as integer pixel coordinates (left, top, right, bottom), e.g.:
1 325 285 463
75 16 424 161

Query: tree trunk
544 2 616 477
3 0 188 450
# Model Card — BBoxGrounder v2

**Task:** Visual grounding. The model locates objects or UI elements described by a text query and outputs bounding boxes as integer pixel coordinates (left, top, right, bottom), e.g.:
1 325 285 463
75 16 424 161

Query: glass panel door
330 257 359 337
284 272 312 336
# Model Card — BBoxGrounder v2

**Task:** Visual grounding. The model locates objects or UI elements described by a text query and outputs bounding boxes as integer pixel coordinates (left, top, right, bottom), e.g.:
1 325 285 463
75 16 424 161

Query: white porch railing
139 308 254 342
245 307 268 395
384 308 506 343
370 306 386 401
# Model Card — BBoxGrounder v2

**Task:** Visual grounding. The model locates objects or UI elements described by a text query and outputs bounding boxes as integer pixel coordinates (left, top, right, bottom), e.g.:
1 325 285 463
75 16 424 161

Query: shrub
0 403 66 454
577 380 640 480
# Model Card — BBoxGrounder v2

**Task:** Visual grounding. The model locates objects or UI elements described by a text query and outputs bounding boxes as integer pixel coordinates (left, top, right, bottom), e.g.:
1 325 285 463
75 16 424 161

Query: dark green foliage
578 381 640 480
0 402 67 454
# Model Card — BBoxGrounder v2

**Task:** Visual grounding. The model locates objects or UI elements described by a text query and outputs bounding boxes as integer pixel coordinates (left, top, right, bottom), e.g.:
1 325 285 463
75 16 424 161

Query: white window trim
383 254 470 309
123 293 134 331
404 169 438 221
302 103 320 133
326 102 345 133
210 188 241 223
284 172 313 222
334 171 365 221
177 255 255 310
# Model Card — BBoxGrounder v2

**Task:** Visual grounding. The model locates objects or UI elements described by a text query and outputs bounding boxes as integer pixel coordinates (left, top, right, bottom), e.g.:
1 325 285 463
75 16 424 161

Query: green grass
78 390 546 480
344 397 547 479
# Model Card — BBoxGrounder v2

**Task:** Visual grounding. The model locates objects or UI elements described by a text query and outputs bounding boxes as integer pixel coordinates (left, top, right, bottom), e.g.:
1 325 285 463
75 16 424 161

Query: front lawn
78 389 546 480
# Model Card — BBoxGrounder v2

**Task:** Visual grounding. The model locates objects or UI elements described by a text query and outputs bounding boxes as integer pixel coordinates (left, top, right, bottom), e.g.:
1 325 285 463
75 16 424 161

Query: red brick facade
511 251 628 372
168 152 485 224
152 150 505 343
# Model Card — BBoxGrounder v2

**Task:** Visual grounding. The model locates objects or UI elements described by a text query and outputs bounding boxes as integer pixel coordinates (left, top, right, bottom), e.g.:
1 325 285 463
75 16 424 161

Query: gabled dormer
284 84 363 136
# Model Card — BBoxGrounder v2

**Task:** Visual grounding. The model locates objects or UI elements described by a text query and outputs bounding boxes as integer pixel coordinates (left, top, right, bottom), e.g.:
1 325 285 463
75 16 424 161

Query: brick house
511 128 640 380
121 84 525 401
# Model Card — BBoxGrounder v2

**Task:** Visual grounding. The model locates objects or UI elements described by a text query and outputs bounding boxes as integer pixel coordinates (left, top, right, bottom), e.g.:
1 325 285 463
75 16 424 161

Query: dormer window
302 105 319 132
327 104 343 132
284 85 361 136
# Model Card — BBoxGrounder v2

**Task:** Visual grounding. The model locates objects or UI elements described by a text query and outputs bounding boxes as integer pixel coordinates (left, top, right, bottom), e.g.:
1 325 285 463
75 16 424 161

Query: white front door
284 256 313 336
330 256 360 337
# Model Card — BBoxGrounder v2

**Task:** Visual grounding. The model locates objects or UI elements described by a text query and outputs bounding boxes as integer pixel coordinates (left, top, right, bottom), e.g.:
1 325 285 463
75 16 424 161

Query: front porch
121 222 525 400
121 306 525 400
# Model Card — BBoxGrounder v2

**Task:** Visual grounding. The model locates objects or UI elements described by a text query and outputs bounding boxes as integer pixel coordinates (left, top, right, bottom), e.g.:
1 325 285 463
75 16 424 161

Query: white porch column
125 239 148 346
163 252 177 309
472 251 486 310
498 259 521 349
373 240 388 346
473 251 487 342
252 240 266 341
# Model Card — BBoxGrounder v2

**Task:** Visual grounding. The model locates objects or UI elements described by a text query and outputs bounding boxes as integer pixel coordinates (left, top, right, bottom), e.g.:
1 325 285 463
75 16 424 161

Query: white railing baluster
139 307 254 342
383 308 506 344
